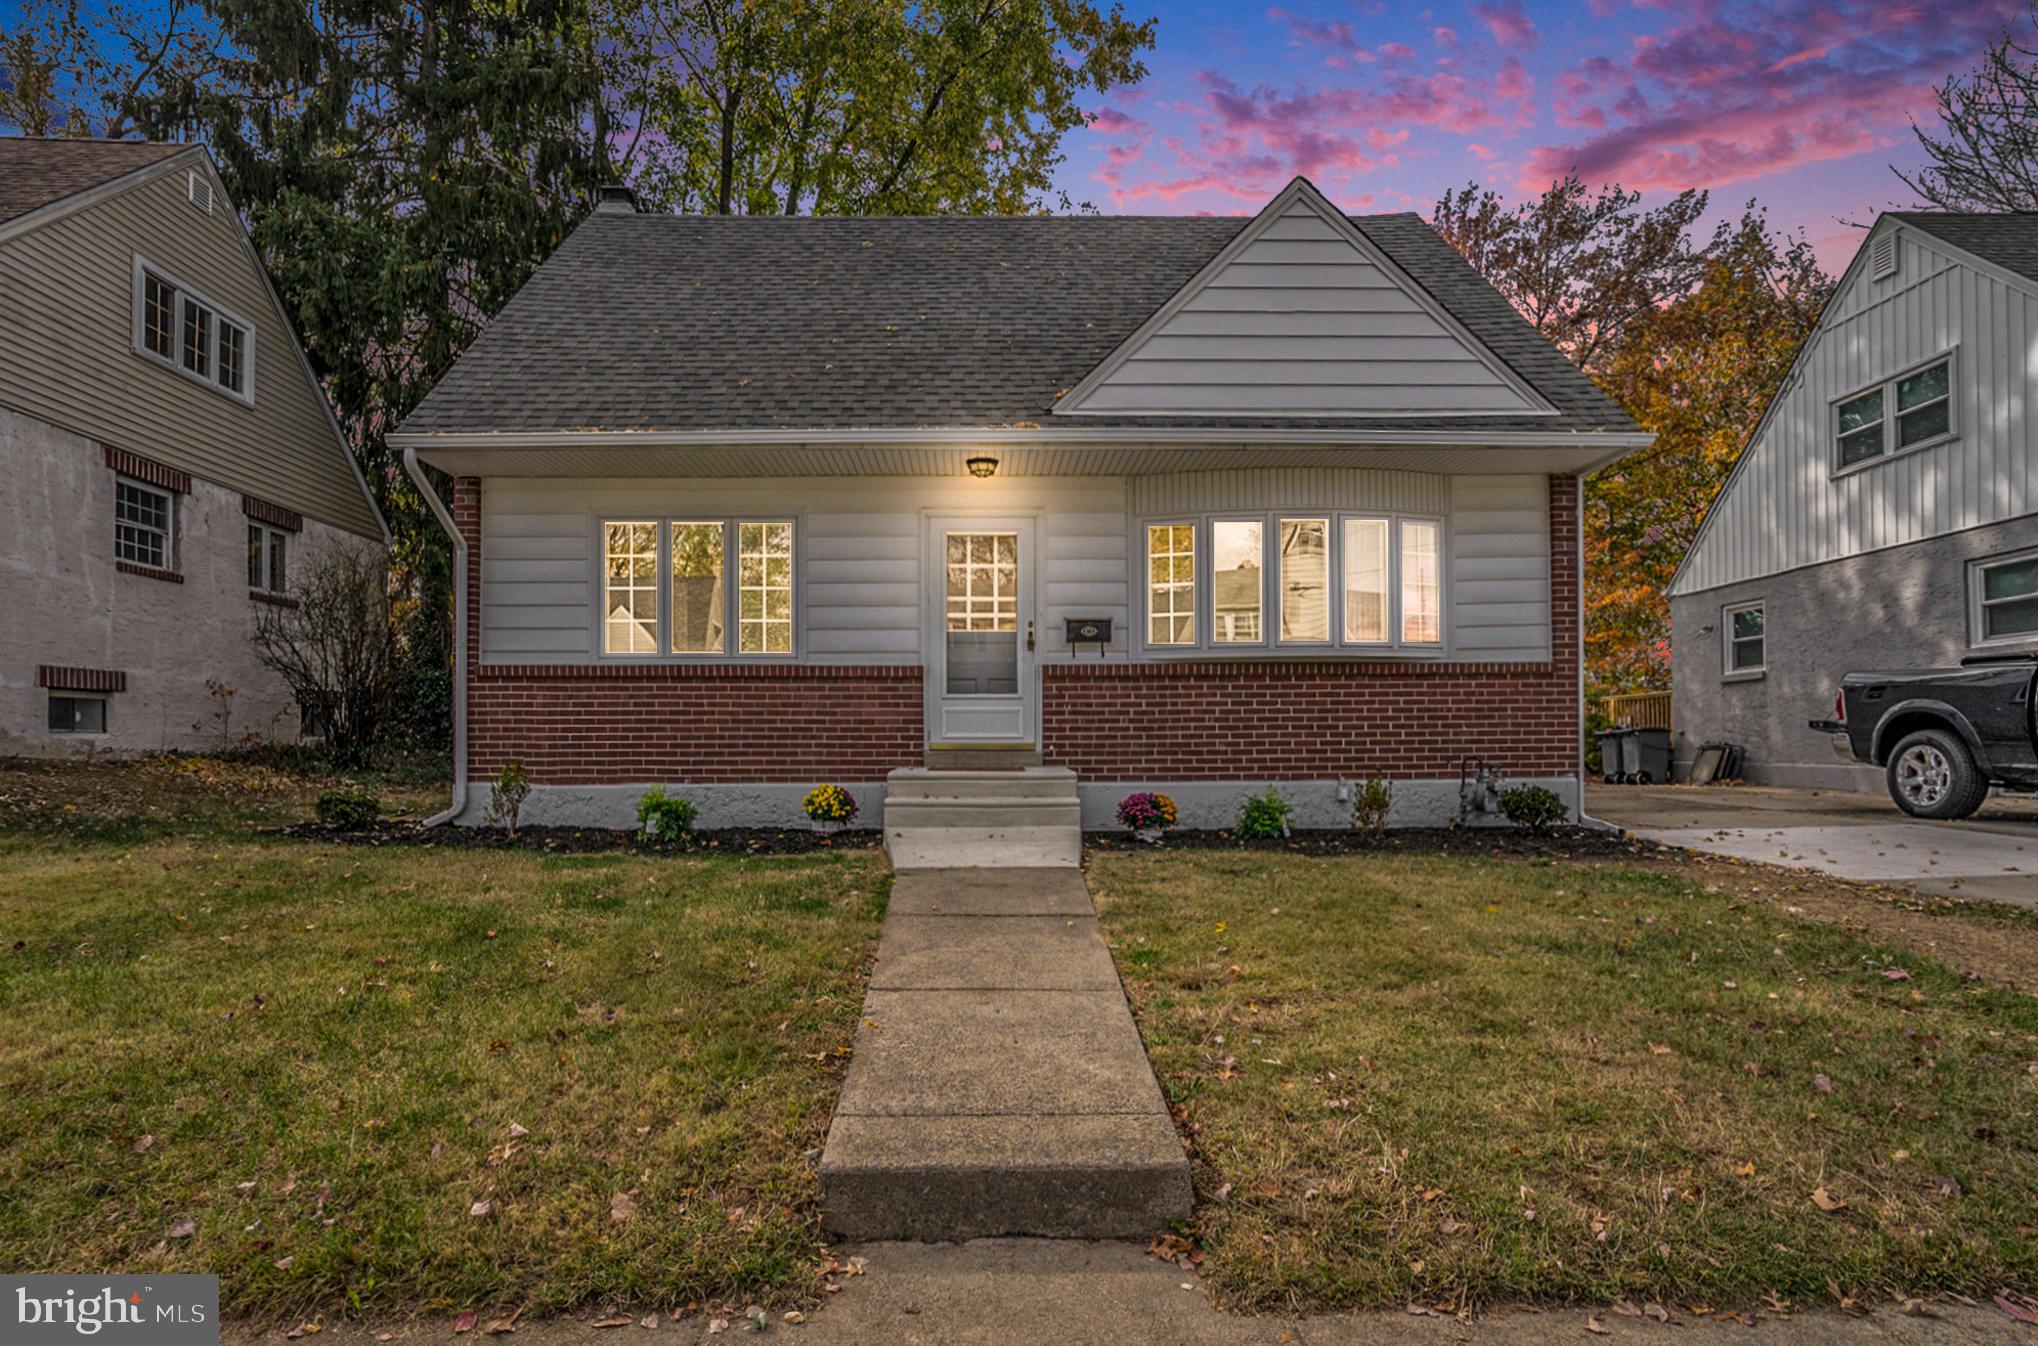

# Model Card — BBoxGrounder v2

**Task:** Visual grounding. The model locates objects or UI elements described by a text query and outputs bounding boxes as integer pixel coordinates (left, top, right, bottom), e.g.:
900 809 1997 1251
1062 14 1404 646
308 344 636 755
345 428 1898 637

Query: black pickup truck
1810 654 2038 819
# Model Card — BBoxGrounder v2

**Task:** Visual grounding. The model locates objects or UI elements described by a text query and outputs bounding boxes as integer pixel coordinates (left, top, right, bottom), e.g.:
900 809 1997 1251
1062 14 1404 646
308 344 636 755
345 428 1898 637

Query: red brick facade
453 477 924 784
1041 475 1580 781
452 475 1581 787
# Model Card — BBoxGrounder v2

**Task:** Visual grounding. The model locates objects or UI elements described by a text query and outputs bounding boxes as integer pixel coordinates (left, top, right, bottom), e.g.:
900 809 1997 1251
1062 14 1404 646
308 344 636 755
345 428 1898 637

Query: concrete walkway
222 1241 2037 1344
1587 784 2038 908
817 869 1192 1240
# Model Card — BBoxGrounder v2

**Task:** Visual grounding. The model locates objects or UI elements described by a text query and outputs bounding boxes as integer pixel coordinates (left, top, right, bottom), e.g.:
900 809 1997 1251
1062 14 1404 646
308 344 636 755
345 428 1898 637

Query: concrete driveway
1585 783 2038 908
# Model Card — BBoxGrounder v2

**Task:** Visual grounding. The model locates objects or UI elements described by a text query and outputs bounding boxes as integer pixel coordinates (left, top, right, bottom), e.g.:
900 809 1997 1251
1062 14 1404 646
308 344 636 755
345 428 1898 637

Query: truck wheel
1886 729 1989 820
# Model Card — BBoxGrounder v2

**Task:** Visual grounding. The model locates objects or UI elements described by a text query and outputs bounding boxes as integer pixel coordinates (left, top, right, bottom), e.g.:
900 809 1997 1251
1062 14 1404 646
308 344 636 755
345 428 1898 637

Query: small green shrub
1235 786 1294 840
1350 775 1392 835
485 759 531 837
637 785 699 841
314 788 379 829
1498 783 1568 833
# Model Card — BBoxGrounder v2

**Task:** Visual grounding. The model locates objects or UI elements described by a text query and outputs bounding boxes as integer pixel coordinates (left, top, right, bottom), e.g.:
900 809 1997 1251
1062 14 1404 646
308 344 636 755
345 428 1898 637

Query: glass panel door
944 532 1019 694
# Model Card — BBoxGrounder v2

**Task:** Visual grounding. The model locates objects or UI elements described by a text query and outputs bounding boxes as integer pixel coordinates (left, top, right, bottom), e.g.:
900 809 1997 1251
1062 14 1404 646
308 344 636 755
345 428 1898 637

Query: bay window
601 518 794 657
1143 512 1444 653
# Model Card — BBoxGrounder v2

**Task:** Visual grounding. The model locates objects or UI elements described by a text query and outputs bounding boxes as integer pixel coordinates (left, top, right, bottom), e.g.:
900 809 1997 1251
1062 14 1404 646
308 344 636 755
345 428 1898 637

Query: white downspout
403 448 466 827
1573 473 1617 833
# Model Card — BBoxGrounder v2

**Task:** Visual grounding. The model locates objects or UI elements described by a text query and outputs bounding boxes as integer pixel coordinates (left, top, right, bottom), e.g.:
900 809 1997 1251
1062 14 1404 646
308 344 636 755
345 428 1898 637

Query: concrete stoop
883 767 1082 870
819 869 1193 1242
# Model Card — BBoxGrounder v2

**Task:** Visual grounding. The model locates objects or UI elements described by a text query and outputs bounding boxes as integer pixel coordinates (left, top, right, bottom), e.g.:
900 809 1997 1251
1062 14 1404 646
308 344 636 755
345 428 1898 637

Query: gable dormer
1054 178 1551 419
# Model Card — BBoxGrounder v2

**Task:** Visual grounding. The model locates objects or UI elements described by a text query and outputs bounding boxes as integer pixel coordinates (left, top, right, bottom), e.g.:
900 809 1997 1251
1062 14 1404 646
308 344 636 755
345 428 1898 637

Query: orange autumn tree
1434 183 1832 700
1591 213 1831 693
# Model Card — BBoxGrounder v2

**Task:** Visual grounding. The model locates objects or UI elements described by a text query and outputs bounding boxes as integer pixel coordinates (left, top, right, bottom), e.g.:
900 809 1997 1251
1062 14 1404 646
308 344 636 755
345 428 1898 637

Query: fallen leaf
469 1199 493 1218
134 1135 155 1153
639 1315 658 1330
508 1123 529 1139
1814 1074 1833 1094
610 1191 638 1222
1881 968 1912 981
1585 1316 1610 1335
706 1319 729 1335
1996 1292 2038 1325
1812 1187 1847 1212
589 1316 633 1329
166 1217 196 1239
453 1311 478 1334
483 1318 516 1336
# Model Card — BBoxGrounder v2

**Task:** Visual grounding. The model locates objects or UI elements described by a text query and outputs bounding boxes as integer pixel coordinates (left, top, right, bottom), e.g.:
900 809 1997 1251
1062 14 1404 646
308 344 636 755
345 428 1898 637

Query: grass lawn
1090 849 2038 1314
0 762 887 1322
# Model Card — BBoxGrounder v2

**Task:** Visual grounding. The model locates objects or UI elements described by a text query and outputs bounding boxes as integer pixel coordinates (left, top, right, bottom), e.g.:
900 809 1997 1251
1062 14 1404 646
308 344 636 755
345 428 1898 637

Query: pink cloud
1270 7 1375 65
1090 106 1148 135
1468 0 1539 48
1433 25 1458 46
1523 0 2022 192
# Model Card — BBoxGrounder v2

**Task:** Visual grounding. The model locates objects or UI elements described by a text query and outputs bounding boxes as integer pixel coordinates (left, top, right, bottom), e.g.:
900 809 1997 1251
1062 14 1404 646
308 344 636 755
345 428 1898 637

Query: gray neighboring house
0 137 386 757
1669 212 2038 789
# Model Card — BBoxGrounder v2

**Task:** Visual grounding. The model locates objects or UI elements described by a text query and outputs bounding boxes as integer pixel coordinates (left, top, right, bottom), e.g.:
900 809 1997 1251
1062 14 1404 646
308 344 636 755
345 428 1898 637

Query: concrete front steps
883 767 1081 870
819 869 1193 1242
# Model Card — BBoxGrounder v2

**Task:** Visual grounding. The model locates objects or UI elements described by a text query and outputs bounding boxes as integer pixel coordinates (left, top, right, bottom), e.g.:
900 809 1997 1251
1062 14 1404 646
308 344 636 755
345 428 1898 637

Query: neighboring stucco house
0 138 387 756
1668 212 2038 790
390 178 1647 835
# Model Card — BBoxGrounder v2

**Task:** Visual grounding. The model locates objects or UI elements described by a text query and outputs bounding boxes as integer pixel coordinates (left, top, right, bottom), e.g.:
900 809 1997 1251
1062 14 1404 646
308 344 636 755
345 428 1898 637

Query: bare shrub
252 540 394 765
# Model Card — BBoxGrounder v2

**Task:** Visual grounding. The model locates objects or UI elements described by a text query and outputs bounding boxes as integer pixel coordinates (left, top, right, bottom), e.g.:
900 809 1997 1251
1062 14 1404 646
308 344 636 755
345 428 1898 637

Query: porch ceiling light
966 455 999 478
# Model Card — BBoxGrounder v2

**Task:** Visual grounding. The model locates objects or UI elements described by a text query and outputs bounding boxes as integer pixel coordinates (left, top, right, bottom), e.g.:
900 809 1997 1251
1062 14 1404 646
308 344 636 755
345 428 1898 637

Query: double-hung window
115 478 173 569
1834 356 1952 470
1144 513 1444 653
1723 600 1765 674
1972 549 2038 645
134 259 254 403
248 522 289 595
602 518 794 657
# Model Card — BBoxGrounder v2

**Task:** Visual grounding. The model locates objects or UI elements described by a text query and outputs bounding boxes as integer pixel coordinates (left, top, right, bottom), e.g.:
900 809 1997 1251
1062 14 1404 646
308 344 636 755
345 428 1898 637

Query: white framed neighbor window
115 477 174 570
600 517 795 658
1140 511 1445 654
1833 353 1953 472
132 256 255 404
1971 548 2038 646
1722 600 1765 675
247 522 289 595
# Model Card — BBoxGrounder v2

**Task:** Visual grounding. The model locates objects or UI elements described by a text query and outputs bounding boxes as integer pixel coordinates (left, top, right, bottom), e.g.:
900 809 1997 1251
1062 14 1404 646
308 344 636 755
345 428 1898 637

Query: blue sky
1055 0 2025 268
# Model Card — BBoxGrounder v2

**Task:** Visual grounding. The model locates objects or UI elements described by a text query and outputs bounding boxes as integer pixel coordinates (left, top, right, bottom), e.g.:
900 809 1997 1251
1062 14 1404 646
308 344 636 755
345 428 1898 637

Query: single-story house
1669 212 2038 788
389 177 1647 833
0 137 387 756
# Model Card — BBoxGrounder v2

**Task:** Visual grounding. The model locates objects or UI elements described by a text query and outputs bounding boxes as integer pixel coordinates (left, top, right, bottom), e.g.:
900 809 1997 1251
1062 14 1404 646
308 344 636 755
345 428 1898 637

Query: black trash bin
1631 728 1671 784
1598 728 1633 783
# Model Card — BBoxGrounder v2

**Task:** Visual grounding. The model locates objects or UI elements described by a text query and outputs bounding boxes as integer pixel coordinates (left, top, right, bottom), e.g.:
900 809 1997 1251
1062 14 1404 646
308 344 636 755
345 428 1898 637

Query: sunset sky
1057 0 2027 267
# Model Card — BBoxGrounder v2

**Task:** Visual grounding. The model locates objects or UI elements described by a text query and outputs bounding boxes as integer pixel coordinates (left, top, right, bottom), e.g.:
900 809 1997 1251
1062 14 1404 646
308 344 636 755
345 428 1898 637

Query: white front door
926 516 1036 744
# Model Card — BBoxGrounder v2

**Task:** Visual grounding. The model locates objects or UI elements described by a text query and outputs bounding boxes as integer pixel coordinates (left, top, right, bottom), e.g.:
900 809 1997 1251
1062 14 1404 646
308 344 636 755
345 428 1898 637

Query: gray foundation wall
1669 516 2038 790
463 775 1580 832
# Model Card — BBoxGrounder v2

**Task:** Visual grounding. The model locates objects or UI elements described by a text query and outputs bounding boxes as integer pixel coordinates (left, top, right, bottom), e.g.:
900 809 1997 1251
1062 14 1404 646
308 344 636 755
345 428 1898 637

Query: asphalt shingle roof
1890 211 2038 287
401 208 1635 437
0 137 195 226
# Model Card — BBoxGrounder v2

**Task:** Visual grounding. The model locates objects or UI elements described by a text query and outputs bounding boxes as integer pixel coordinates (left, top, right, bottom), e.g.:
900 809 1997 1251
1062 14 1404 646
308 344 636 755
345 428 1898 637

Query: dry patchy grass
0 835 886 1322
1089 850 2038 1314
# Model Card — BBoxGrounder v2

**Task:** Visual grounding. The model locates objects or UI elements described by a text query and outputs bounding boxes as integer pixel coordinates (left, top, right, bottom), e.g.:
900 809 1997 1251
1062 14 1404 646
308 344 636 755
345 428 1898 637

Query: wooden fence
1603 691 1672 729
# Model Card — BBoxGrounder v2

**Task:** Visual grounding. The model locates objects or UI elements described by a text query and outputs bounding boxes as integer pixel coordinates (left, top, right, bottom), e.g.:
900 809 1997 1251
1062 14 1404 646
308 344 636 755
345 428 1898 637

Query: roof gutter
388 425 1655 452
402 448 466 828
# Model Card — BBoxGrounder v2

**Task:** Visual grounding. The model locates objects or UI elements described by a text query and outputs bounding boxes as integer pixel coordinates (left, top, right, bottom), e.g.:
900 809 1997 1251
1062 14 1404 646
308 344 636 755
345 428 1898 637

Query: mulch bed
1083 825 1653 860
283 820 883 855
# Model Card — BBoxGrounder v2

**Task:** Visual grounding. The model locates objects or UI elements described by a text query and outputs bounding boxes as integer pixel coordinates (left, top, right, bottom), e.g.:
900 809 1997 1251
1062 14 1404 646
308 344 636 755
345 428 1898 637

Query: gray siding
1673 222 2038 597
479 471 1553 666
0 162 381 537
1067 201 1542 417
1669 513 2038 789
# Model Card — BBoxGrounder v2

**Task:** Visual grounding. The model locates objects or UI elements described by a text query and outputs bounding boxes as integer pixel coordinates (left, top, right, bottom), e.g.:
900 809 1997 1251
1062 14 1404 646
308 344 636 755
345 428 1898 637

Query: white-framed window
132 257 255 404
1146 523 1196 645
1723 600 1765 675
600 518 795 658
602 521 661 654
1833 354 1952 472
1212 519 1263 644
115 477 173 569
47 695 108 734
1971 548 2038 646
247 522 289 594
1140 511 1445 654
